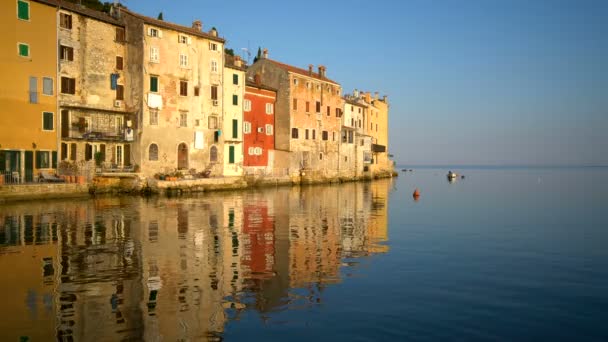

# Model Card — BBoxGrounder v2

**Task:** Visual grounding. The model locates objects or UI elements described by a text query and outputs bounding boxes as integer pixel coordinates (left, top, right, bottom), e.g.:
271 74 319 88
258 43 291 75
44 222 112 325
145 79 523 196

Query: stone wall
0 184 89 203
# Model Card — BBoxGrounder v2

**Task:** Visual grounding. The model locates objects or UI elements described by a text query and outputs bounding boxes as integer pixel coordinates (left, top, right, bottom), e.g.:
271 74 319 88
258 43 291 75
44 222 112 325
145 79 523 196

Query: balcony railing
371 144 386 153
65 128 135 142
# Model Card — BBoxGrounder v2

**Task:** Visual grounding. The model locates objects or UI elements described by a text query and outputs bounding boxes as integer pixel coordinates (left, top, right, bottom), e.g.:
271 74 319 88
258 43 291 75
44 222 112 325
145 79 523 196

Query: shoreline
0 171 397 204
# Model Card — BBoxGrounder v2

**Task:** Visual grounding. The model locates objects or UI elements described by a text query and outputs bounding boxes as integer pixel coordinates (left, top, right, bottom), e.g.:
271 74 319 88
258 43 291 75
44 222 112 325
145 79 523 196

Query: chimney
318 65 326 78
365 92 372 102
254 72 262 86
308 64 313 76
192 20 202 31
209 27 218 37
263 48 268 59
374 92 379 100
383 95 388 103
234 55 242 68
354 89 359 97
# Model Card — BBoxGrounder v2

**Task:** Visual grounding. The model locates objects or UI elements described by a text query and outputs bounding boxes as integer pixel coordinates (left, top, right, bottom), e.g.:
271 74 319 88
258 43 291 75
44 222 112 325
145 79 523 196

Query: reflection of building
0 179 392 337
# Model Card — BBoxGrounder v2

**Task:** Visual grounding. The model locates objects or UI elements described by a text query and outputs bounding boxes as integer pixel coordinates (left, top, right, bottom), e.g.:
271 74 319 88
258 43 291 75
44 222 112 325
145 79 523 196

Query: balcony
371 144 386 153
65 128 135 142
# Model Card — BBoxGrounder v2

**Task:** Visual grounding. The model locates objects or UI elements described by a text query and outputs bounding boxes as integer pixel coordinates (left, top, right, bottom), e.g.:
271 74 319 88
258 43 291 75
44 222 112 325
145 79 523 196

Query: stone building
246 49 345 180
343 95 373 177
1 0 58 183
56 2 136 174
120 10 226 177
222 55 246 176
364 92 392 175
243 78 277 173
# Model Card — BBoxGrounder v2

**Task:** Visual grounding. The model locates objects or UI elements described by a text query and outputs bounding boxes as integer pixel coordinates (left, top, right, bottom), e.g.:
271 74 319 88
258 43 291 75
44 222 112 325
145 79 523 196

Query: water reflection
0 180 392 340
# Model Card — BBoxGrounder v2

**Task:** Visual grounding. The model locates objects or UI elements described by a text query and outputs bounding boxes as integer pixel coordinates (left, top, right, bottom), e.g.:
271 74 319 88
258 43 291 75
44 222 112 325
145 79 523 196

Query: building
344 91 373 177
243 77 277 173
247 49 345 180
1 0 58 183
120 10 226 177
364 92 391 175
222 55 246 176
56 2 135 174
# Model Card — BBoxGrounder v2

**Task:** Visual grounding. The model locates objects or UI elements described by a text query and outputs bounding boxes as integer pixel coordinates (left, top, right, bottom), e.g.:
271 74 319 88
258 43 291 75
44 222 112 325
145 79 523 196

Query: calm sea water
1 167 607 341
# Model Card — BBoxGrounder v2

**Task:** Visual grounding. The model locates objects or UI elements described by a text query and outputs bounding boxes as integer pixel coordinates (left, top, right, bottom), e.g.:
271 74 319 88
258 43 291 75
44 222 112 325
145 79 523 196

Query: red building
244 81 277 167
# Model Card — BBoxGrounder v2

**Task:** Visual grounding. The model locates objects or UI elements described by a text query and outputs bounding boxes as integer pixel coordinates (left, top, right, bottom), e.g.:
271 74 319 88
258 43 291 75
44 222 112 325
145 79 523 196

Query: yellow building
0 0 58 183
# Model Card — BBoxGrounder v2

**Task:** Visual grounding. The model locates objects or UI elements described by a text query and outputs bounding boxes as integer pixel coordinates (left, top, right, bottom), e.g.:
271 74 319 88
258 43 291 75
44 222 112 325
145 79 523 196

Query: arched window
210 145 218 162
149 144 158 161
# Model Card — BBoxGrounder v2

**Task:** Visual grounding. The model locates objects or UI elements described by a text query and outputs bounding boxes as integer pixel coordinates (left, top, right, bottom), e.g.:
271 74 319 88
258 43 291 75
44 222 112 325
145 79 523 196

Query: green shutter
18 0 29 20
232 94 238 106
35 151 42 169
52 151 57 168
43 112 53 130
228 146 235 164
19 44 29 57
232 119 238 139
233 74 238 85
150 77 158 92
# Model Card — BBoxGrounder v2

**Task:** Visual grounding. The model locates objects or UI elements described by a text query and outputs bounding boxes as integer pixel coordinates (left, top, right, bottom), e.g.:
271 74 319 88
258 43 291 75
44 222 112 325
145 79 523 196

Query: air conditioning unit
114 100 122 107
212 100 219 106
257 127 264 133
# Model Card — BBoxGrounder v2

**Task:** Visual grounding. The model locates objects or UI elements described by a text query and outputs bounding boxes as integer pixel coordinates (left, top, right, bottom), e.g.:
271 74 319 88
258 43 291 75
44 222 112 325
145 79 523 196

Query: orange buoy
413 188 420 198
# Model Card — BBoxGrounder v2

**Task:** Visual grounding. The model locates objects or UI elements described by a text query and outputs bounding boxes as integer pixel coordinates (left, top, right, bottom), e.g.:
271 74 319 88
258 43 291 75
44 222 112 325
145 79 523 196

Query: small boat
447 171 458 180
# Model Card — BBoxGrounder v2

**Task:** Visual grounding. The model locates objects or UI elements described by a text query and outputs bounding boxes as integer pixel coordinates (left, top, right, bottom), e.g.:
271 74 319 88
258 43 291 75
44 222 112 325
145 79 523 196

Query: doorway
178 143 188 170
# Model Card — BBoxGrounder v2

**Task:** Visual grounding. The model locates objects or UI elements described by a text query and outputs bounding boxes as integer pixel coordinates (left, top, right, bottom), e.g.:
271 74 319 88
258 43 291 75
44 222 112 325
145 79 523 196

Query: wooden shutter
116 56 123 70
228 146 235 164
124 144 131 166
100 144 106 161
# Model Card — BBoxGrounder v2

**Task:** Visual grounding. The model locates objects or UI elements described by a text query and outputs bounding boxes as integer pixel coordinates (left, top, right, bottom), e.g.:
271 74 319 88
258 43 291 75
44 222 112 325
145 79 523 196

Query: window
327 106 330 116
254 147 262 156
336 108 341 117
322 131 328 141
18 43 29 57
291 128 299 139
348 131 354 143
60 45 73 61
211 60 218 73
293 78 298 86
248 147 254 155
211 85 218 100
265 124 273 135
305 129 309 140
148 28 160 37
61 77 76 94
60 13 72 29
243 121 251 134
316 84 320 91
115 27 125 42
232 94 238 106
180 112 188 127
178 35 189 44
312 129 316 140
293 98 297 110
149 109 158 125
208 116 218 129
180 80 188 96
210 145 218 162
28 76 37 103
70 143 77 161
319 153 323 160
316 101 321 113
116 84 124 100
228 146 235 164
42 112 53 131
36 151 50 169
150 76 159 92
266 103 273 114
306 101 310 113
43 77 53 95
209 42 218 51
232 119 238 138
358 119 362 128
233 74 238 85
17 0 29 20
342 130 347 143
376 124 378 132
306 82 311 89
116 56 123 70
333 132 336 141
244 99 252 111
148 144 158 161
150 47 159 62
194 86 200 96
179 54 189 68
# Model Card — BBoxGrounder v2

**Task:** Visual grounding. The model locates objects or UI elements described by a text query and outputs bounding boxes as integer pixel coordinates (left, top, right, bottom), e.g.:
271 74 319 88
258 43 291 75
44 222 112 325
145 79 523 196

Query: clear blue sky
127 0 607 166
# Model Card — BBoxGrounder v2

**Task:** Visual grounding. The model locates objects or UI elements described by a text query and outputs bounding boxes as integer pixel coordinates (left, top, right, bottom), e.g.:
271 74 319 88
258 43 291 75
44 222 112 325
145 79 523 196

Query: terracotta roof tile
266 59 340 85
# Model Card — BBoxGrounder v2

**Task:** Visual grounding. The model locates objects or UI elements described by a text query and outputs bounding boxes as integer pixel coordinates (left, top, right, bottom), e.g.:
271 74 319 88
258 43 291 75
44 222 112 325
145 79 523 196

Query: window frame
116 56 123 70
232 94 238 106
150 75 159 93
150 46 159 63
233 73 238 85
244 99 252 112
149 108 158 125
115 27 126 42
36 151 51 169
42 77 53 96
265 103 274 115
116 84 124 100
42 111 54 131
179 53 189 68
179 80 188 96
59 12 72 29
17 0 30 21
243 121 251 134
265 124 273 135
59 45 74 61
60 76 76 95
211 59 218 73
179 111 188 127
149 143 159 161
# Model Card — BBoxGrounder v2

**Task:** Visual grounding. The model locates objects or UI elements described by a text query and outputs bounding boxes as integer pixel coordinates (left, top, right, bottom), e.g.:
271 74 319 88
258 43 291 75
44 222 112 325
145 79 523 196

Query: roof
265 59 340 85
33 0 123 26
122 9 225 43
245 81 277 93
225 54 247 72
344 97 368 107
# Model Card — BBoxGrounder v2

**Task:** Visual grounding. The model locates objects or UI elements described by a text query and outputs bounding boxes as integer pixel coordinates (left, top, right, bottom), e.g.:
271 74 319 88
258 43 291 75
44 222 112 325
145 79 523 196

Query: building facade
246 49 345 180
57 3 135 175
222 55 245 176
243 80 277 172
121 10 226 177
1 0 58 183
